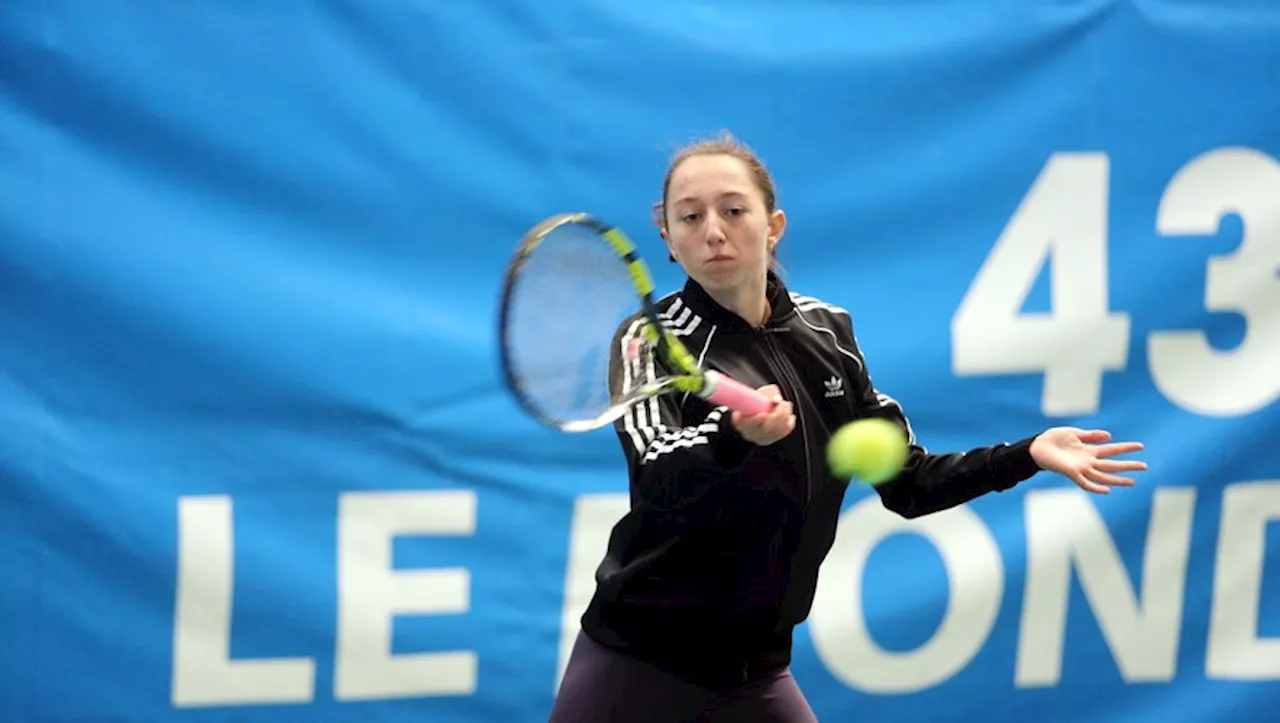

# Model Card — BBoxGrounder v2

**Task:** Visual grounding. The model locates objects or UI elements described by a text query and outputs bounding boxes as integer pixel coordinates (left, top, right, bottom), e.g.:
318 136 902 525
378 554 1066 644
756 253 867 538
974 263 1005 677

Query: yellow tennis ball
827 418 909 484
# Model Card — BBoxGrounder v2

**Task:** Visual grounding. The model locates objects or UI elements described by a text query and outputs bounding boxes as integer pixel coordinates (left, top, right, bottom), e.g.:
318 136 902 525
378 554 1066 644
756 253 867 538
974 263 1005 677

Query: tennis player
547 133 1147 722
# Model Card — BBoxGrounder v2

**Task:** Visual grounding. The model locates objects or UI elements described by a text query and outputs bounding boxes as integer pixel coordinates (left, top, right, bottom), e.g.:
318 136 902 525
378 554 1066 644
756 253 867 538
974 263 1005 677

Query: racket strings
504 224 643 424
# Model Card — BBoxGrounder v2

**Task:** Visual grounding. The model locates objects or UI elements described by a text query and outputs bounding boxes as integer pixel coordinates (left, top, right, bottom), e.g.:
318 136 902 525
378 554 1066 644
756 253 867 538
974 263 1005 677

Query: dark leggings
548 631 818 723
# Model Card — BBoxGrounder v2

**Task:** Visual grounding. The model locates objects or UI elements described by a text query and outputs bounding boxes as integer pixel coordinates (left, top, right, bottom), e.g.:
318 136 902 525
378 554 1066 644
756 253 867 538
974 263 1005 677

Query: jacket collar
679 270 796 331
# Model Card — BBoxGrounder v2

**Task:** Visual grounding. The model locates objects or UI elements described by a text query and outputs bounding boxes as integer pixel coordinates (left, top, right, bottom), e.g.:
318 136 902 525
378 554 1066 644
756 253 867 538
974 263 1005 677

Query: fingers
1036 427 1150 495
770 408 797 440
1074 461 1142 494
1084 466 1136 488
1074 471 1110 494
757 384 783 402
731 388 795 446
1093 441 1144 458
746 402 794 433
1096 458 1148 474
1077 428 1112 444
758 402 796 441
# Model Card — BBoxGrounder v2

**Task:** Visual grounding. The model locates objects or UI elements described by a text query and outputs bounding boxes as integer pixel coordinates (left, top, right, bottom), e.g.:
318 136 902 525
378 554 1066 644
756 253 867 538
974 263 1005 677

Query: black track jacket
580 271 1042 690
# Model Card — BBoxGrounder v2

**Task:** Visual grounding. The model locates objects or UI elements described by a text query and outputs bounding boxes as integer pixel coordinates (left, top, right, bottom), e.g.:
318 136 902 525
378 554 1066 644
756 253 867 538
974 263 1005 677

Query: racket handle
701 370 777 416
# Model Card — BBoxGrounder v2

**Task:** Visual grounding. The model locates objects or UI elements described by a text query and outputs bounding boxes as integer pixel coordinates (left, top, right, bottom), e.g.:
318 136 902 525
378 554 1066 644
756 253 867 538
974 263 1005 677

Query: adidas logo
824 375 844 398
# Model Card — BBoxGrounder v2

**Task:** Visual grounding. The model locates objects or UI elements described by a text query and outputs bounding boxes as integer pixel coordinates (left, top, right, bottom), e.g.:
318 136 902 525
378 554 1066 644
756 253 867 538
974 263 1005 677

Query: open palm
1030 427 1147 494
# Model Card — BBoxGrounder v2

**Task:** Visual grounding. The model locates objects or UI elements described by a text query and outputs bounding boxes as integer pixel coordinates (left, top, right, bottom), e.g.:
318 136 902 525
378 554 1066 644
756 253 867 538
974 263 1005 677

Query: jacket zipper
760 327 812 505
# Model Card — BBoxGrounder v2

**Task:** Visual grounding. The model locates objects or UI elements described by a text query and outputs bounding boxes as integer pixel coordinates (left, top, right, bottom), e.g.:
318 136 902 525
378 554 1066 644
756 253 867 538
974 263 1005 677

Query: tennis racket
499 212 776 433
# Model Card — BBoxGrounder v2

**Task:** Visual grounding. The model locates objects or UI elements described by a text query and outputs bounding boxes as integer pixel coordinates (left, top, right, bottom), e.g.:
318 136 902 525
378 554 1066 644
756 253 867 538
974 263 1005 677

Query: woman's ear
652 202 676 262
768 208 787 247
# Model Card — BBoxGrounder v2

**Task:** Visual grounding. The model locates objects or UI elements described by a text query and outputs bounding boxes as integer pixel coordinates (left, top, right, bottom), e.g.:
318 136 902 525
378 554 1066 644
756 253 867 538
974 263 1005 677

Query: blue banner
2 2 1278 721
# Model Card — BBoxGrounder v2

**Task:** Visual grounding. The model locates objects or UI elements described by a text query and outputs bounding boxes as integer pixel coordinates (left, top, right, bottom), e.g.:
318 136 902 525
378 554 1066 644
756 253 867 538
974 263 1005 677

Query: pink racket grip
700 370 777 416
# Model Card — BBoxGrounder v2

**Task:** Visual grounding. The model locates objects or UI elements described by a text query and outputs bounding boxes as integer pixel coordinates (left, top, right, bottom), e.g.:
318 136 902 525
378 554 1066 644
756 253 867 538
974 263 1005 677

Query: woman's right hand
731 384 796 446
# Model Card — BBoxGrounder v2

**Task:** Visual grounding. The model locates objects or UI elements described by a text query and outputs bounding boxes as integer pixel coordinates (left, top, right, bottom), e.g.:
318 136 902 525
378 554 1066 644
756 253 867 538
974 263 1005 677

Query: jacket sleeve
608 318 756 516
837 318 1042 518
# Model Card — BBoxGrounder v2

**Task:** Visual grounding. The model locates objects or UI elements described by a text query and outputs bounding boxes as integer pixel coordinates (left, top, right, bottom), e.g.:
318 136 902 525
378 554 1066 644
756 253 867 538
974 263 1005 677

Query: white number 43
952 148 1280 418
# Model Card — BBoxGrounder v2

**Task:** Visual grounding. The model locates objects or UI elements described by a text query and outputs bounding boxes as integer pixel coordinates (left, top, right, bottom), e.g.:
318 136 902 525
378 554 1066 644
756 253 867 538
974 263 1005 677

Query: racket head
498 213 707 432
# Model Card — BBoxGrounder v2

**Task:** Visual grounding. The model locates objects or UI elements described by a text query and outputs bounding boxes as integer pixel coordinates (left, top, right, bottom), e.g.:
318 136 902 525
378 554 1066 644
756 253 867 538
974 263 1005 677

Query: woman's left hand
1030 427 1148 494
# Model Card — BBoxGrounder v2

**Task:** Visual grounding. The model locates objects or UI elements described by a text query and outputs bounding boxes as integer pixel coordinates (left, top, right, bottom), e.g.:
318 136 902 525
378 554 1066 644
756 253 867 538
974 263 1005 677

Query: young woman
547 133 1147 722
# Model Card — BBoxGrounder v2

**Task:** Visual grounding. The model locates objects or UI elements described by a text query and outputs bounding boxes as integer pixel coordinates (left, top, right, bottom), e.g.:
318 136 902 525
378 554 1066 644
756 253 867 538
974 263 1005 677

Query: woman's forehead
668 155 756 200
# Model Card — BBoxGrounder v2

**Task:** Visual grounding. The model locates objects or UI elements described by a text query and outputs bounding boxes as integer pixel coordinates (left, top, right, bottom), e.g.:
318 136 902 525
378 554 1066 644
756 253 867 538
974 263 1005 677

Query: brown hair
652 131 780 269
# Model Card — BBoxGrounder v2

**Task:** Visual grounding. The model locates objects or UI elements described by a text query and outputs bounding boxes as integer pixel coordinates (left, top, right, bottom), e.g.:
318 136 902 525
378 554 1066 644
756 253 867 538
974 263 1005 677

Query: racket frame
499 212 762 433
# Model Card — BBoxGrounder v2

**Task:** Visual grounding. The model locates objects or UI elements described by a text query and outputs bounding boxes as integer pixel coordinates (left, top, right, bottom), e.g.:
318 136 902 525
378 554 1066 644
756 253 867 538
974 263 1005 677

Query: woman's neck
705 277 770 328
